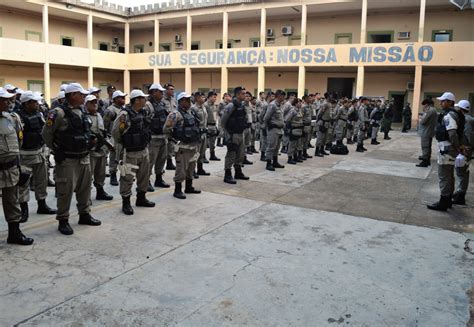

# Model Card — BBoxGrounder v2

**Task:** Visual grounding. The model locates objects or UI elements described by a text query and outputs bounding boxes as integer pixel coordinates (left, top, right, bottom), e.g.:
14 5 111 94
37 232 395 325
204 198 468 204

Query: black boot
353 136 358 143
356 144 364 152
252 146 258 154
166 158 176 170
266 159 276 171
234 165 250 180
185 179 201 194
216 138 223 147
303 150 312 159
96 187 113 201
452 192 466 205
136 192 155 207
281 145 288 154
58 220 74 235
7 222 34 245
209 150 221 161
321 147 329 156
197 162 210 176
287 156 297 165
416 160 430 168
260 152 266 162
384 133 391 140
78 213 102 226
173 182 186 199
154 173 170 188
246 147 253 155
243 156 253 165
371 138 380 145
193 171 199 179
272 156 285 168
202 154 209 164
110 172 119 186
298 151 306 161
37 199 57 214
19 202 28 223
223 169 237 184
147 180 155 192
315 147 323 157
427 196 450 211
122 196 134 215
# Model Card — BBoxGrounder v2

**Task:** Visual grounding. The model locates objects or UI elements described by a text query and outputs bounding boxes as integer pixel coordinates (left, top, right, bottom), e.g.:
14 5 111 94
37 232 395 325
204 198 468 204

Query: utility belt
338 118 347 122
20 148 44 155
64 152 89 159
0 157 20 170
303 122 312 126
207 122 217 126
268 123 282 130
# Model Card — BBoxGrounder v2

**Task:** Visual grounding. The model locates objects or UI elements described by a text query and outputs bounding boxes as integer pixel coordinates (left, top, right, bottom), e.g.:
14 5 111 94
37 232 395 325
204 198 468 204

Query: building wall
49 18 87 48
424 10 474 41
0 9 43 41
307 14 362 45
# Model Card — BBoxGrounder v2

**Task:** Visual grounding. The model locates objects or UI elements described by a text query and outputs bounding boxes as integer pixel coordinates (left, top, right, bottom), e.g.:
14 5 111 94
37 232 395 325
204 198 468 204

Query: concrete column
298 66 306 98
418 0 426 42
88 67 93 89
87 14 93 88
44 63 51 104
153 69 160 84
300 4 307 46
154 18 160 53
125 22 130 54
124 70 130 96
186 15 192 51
185 67 192 93
222 11 228 49
360 0 368 44
356 66 364 97
42 4 49 44
221 67 228 96
412 66 423 122
257 66 265 94
260 8 266 47
42 5 50 104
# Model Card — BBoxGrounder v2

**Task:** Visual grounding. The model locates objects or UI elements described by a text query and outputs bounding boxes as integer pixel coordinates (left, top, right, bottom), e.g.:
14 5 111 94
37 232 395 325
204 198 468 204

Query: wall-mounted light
66 4 74 9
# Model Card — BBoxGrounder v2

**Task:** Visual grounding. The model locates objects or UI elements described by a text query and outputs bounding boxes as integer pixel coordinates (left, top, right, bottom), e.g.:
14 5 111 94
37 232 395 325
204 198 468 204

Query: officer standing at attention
416 98 438 167
401 103 412 133
452 100 472 205
314 97 332 157
204 91 221 161
427 92 465 211
101 84 116 113
0 88 34 245
334 99 350 146
88 87 106 116
85 95 113 201
162 83 177 171
263 89 286 170
192 91 210 176
369 100 384 145
381 99 394 140
17 91 57 223
258 92 274 161
112 89 155 215
42 83 101 235
221 87 251 183
301 95 313 159
284 98 304 165
104 90 127 186
145 83 170 190
164 92 202 199
356 97 370 153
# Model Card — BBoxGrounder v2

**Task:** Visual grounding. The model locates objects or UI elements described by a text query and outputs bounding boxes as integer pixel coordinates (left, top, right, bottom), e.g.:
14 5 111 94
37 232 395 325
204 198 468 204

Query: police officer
380 99 394 140
416 98 438 167
428 92 465 211
314 97 332 157
263 89 286 170
85 95 113 201
42 83 101 235
356 97 370 153
104 90 127 186
88 87 106 116
0 88 34 245
163 83 177 171
402 103 412 133
145 83 170 190
101 84 116 113
17 91 56 223
204 91 220 161
164 92 201 199
301 95 313 159
334 99 351 146
258 92 274 162
112 89 155 215
285 98 304 165
346 99 358 144
191 91 210 176
221 87 251 183
452 100 472 205
369 100 384 145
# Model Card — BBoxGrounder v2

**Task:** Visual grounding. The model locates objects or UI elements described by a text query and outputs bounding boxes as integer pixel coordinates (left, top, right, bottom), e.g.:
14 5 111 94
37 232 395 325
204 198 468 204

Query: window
98 42 109 51
160 43 171 52
25 31 42 42
118 46 125 53
335 33 352 44
27 80 44 93
133 45 144 53
216 40 234 49
432 30 453 42
367 31 393 43
191 42 200 50
249 37 261 48
61 36 74 47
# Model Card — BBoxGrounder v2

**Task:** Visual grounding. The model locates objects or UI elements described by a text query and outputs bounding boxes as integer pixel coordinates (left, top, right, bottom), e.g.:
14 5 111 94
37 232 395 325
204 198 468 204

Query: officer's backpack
330 143 349 155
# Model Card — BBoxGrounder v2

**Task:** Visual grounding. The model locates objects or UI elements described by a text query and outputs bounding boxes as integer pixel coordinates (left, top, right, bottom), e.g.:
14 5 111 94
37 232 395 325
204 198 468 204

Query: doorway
327 78 354 99
388 91 406 123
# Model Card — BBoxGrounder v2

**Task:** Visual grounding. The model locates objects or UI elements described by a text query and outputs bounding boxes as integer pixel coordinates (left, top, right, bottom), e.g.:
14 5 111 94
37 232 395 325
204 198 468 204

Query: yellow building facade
0 0 473 121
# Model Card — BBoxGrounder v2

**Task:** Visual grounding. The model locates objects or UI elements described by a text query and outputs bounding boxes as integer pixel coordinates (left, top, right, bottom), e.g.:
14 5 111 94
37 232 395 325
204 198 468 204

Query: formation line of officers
1 81 471 246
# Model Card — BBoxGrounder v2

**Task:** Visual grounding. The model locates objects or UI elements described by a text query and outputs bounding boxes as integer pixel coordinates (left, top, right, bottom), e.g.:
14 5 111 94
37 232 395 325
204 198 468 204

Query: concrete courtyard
1 130 473 326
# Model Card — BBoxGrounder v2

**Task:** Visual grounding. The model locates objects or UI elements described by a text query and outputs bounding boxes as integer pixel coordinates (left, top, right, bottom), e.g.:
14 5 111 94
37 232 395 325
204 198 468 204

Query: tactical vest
122 107 150 152
55 106 91 157
19 110 45 150
435 109 464 142
290 110 304 128
0 114 20 158
172 107 200 144
372 109 384 121
226 100 248 134
149 99 168 135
